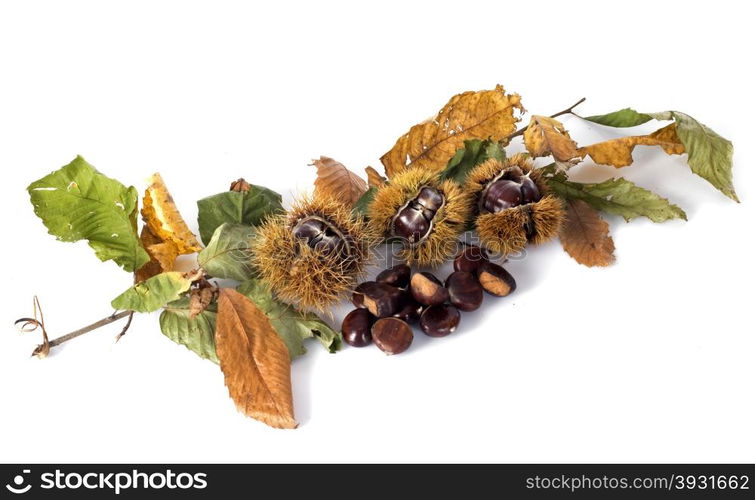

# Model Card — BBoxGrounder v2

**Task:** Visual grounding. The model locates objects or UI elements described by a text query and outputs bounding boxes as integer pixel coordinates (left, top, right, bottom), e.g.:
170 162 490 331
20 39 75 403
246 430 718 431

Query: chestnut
481 179 521 213
392 205 430 243
292 216 344 255
477 261 516 297
453 244 489 273
419 304 461 337
410 272 449 306
372 317 413 355
392 291 423 323
351 281 403 318
390 186 445 244
445 271 483 312
416 186 444 212
520 175 541 204
376 264 411 289
341 308 374 347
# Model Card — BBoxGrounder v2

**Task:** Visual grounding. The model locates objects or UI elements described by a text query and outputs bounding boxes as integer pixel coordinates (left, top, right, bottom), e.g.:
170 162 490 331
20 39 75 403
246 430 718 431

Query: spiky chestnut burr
465 154 565 256
367 168 472 267
252 194 371 313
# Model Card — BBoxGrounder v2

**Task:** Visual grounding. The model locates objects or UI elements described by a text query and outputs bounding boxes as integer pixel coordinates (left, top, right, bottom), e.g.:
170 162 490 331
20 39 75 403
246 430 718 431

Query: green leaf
111 271 194 313
197 223 255 281
584 108 653 127
649 111 737 202
438 139 505 184
547 173 687 222
352 186 377 217
27 155 149 272
237 279 341 358
159 297 218 363
196 185 283 245
583 109 736 201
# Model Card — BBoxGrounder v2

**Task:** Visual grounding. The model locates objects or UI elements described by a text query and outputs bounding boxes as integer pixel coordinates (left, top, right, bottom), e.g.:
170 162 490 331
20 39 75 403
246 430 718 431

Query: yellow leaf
365 166 387 188
560 200 615 267
142 173 202 254
524 115 579 161
135 226 179 282
215 288 297 429
312 156 368 206
380 85 524 178
579 123 685 167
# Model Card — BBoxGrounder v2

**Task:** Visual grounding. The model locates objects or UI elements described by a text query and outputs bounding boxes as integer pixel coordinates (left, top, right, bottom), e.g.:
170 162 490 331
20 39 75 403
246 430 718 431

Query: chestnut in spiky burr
252 194 371 313
367 168 472 267
465 154 565 256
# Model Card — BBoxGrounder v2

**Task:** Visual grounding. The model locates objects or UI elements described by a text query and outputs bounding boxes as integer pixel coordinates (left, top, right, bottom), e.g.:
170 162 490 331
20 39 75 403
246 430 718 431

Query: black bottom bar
0 464 752 499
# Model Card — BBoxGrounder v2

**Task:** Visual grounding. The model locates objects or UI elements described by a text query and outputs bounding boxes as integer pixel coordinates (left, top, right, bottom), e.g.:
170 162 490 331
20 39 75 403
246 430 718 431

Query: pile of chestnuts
341 244 517 355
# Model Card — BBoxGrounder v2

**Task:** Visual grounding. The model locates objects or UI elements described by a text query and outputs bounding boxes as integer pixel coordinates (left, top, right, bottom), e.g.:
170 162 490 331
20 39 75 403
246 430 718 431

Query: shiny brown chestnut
520 175 541 204
453 244 489 273
479 171 542 215
393 291 423 323
372 317 414 355
481 179 521 213
351 281 403 317
291 215 345 256
390 186 445 245
476 261 516 297
376 264 411 289
341 308 374 347
419 304 461 337
445 271 484 312
410 272 449 306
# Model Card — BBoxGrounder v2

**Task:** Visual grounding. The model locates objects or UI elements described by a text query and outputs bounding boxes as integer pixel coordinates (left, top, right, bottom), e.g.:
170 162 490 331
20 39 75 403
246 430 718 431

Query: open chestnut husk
253 194 370 312
477 261 516 297
367 168 472 266
445 271 483 312
465 154 565 256
410 272 449 306
419 304 461 337
372 317 414 355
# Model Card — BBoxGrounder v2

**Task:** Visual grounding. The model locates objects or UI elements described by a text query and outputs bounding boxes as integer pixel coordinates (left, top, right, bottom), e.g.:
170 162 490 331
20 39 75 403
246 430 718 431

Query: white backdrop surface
1 0 753 463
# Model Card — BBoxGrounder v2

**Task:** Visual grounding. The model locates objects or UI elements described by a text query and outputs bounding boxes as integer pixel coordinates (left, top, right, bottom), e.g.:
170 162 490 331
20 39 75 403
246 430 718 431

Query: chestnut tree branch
506 97 587 141
47 310 133 348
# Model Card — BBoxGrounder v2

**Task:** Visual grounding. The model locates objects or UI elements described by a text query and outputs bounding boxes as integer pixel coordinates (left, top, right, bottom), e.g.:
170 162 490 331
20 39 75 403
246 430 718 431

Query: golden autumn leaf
215 288 297 429
524 115 579 161
579 123 685 167
135 226 179 282
312 156 368 206
365 166 387 188
560 199 616 267
142 173 203 255
380 85 524 178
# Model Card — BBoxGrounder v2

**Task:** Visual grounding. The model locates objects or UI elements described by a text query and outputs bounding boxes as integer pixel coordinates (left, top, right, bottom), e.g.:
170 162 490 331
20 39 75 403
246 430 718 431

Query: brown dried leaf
365 166 387 188
524 115 579 161
142 173 203 254
189 282 216 319
229 178 251 192
560 199 616 267
579 123 685 167
215 288 297 429
380 85 524 177
312 156 368 206
135 226 180 282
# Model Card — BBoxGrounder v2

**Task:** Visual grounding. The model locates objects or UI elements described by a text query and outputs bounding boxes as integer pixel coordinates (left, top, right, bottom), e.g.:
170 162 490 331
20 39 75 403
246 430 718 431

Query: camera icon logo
5 470 32 495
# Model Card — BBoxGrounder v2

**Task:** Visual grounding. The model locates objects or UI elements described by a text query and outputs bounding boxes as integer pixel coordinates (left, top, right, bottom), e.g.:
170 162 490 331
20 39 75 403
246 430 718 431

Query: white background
1 0 753 463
